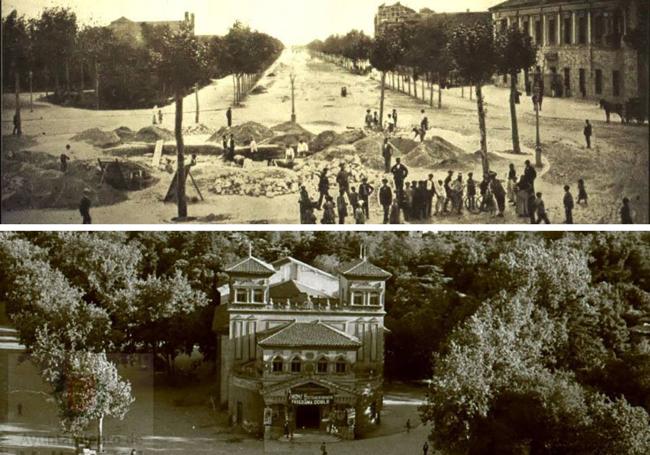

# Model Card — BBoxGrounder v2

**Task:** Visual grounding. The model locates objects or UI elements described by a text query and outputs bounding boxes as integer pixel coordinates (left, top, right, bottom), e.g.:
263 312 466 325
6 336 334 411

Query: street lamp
29 70 33 112
290 73 297 123
533 80 543 168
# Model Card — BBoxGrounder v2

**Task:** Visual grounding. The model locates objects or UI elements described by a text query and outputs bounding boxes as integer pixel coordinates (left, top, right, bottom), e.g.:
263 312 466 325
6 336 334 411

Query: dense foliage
1 8 283 109
2 232 649 452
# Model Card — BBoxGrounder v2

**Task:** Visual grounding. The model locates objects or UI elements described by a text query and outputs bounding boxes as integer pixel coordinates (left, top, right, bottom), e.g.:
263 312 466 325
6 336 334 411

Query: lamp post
533 81 543 168
290 72 297 123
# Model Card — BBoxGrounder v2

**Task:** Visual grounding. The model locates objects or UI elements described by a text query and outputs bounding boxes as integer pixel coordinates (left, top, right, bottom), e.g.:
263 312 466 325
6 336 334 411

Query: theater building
215 254 391 439
489 0 648 104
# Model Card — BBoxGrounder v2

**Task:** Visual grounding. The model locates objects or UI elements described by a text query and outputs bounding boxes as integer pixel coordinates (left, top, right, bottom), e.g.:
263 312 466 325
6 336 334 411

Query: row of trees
311 17 538 173
2 231 649 452
308 30 373 72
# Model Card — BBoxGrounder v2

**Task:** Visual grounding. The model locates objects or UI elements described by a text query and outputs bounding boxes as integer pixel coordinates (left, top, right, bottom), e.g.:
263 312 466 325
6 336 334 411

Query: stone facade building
108 12 195 44
215 254 391 440
489 0 648 104
375 2 418 35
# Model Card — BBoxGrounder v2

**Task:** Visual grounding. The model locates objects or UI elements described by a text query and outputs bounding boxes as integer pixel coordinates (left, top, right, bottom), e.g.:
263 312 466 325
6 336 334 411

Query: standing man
349 186 360 213
391 158 408 200
621 197 634 224
336 163 351 199
228 134 236 161
425 174 435 218
466 172 477 212
79 188 92 224
392 108 398 129
524 160 537 194
12 112 20 135
152 105 158 125
491 173 507 218
583 120 593 149
563 185 574 224
535 192 551 224
60 145 71 173
382 138 393 174
379 179 393 224
337 189 348 224
297 139 309 157
317 167 330 209
365 109 373 129
158 109 163 125
226 107 233 127
444 171 454 213
423 441 429 455
358 178 374 219
222 135 228 154
434 179 445 215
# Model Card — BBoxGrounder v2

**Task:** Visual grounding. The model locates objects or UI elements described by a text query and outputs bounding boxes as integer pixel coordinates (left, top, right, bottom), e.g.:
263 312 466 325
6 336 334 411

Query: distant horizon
1 0 502 45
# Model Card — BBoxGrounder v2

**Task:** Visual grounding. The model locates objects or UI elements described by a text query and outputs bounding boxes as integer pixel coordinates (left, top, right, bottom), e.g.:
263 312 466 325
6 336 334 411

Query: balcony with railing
229 296 384 314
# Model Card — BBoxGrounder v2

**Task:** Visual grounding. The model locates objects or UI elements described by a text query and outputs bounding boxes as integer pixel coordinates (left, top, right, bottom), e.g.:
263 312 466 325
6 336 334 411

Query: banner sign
290 394 334 405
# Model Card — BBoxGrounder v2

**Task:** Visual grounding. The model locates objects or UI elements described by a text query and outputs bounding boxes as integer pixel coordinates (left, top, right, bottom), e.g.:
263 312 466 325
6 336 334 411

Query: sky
2 0 502 45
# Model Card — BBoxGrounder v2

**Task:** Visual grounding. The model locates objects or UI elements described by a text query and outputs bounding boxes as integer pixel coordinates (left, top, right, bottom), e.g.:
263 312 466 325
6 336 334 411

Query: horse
599 99 625 123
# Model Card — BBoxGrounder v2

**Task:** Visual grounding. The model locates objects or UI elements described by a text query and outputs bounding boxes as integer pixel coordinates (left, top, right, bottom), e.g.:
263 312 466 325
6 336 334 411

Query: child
577 179 588 205
354 201 366 224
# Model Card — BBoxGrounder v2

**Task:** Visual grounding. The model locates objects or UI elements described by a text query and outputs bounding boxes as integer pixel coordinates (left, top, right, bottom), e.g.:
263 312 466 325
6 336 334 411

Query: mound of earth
251 85 267 94
135 126 174 143
71 128 122 148
310 130 338 153
335 129 366 145
207 166 299 198
271 121 314 139
113 126 136 142
1 151 135 211
183 123 215 136
402 138 463 168
266 134 311 148
391 137 419 154
353 138 391 171
210 121 274 145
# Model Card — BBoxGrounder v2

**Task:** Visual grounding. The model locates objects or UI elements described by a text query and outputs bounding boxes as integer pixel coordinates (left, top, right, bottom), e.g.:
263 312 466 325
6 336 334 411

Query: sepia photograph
1 231 650 454
2 0 648 225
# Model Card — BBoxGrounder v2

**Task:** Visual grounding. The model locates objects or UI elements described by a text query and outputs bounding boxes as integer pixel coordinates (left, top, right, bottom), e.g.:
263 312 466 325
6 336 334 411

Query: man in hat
379 179 393 224
317 167 330 209
563 185 574 224
391 158 408 199
359 177 374 219
336 163 351 199
382 138 393 174
79 189 92 224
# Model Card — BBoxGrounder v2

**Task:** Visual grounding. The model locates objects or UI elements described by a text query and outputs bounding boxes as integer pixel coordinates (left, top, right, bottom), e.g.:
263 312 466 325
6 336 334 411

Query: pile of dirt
402 138 464 168
135 126 175 143
183 123 215 136
71 128 122 148
310 130 339 152
271 122 314 138
207 167 299 198
209 122 274 145
353 138 391 171
113 126 136 142
1 151 132 211
300 153 384 197
335 129 366 145
391 137 419 154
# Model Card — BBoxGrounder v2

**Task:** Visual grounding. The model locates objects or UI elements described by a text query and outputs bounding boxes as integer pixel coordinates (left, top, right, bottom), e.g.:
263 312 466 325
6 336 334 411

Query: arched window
335 357 346 374
291 357 302 373
272 356 283 373
317 357 328 374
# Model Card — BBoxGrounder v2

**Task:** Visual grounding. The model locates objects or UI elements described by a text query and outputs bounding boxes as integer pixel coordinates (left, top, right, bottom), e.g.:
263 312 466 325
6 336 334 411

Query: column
572 11 577 44
587 10 592 44
542 14 548 46
557 12 562 44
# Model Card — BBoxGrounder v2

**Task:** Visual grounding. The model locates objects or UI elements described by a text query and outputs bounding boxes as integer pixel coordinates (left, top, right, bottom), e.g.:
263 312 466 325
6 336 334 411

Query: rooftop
226 256 276 276
490 0 585 12
338 258 392 280
258 321 361 349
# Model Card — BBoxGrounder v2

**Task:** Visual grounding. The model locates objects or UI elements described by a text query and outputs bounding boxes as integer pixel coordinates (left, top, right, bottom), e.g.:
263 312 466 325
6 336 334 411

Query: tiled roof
225 256 276 275
490 0 579 12
338 259 392 280
272 257 337 280
258 321 361 349
270 280 333 300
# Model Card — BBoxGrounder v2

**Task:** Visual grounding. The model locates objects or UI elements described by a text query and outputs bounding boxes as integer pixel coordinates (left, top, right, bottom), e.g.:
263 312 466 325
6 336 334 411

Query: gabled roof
272 257 337 280
269 280 333 300
226 256 275 276
258 321 361 349
338 258 392 280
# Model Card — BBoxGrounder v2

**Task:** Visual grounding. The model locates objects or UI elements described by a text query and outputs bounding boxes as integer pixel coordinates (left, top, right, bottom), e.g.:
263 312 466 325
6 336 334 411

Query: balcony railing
230 297 384 313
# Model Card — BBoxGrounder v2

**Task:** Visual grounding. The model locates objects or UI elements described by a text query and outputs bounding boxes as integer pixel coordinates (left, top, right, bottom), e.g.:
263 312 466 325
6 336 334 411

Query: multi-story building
375 2 418 35
108 11 195 44
215 253 391 440
489 0 648 103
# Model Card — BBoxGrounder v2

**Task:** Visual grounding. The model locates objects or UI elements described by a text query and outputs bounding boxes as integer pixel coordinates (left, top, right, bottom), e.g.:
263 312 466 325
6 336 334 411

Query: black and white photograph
1 0 648 224
1 231 650 454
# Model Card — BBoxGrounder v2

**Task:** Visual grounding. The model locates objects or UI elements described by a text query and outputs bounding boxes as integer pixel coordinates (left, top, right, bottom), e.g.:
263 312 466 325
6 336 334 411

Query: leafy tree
31 330 133 453
369 29 404 129
448 23 497 175
148 23 209 219
2 10 30 135
410 17 452 108
495 25 537 154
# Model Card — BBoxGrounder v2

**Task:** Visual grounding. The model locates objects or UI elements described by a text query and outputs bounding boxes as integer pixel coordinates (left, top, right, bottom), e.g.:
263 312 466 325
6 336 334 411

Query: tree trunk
95 59 100 110
413 77 418 99
476 84 490 175
379 72 386 130
175 93 188 219
97 415 104 453
407 76 411 96
469 83 473 100
54 70 60 96
421 79 425 101
79 62 85 98
509 74 521 154
438 75 443 109
429 80 434 107
232 74 237 105
195 84 200 124
14 71 22 136
65 60 70 93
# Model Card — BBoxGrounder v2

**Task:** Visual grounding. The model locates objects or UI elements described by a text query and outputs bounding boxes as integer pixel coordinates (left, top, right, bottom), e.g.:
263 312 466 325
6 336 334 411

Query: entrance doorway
296 405 320 429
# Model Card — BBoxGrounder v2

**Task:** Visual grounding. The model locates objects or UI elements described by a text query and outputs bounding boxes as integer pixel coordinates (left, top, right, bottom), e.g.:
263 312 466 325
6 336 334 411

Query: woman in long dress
516 176 529 217
507 163 517 204
321 196 336 224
